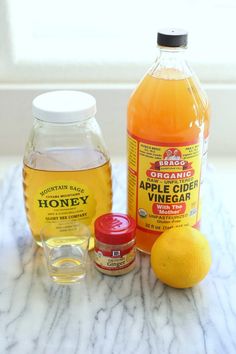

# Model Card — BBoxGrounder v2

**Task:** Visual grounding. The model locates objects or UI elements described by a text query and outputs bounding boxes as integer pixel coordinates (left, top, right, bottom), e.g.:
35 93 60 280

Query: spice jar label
94 247 136 271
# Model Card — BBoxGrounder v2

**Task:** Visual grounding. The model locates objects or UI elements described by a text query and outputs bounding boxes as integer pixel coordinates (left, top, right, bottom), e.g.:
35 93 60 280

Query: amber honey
23 148 112 247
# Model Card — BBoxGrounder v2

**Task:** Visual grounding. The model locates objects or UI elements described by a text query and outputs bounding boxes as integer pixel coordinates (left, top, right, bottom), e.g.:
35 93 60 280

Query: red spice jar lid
95 213 136 245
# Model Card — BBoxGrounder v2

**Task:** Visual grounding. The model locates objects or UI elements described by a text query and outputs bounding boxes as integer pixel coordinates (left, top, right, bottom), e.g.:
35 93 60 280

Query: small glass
41 221 90 284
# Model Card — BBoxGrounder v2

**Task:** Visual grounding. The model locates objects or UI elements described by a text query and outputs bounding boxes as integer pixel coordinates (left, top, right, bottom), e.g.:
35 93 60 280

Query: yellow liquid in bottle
23 148 112 248
128 71 209 253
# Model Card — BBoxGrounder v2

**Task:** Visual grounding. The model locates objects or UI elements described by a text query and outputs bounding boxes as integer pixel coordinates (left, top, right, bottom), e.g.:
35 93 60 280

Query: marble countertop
0 163 236 354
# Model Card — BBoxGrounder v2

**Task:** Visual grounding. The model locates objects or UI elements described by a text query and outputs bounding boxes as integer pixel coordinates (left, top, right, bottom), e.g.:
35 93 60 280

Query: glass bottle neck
149 46 192 80
159 46 186 59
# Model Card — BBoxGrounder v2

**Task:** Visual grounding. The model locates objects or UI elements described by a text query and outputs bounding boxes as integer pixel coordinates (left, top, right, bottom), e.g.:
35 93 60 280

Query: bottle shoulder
127 74 209 142
23 118 110 170
24 148 109 171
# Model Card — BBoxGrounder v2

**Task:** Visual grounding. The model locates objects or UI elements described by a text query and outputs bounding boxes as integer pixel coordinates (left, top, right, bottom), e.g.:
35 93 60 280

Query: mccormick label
94 247 136 271
128 133 203 233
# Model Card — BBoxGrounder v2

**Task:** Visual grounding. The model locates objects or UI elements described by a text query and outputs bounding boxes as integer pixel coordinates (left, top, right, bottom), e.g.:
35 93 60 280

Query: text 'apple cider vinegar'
23 91 112 248
127 29 210 254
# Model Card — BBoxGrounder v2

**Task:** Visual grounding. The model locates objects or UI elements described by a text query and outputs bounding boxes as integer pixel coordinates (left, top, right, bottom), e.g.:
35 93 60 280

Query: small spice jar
94 213 136 276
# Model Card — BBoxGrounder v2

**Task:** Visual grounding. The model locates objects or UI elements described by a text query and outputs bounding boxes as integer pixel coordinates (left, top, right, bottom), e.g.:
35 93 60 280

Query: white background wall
0 84 234 159
1 1 236 163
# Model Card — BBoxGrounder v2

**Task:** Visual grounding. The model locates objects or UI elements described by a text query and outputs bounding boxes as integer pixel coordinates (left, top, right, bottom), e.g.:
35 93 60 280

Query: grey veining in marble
0 164 236 354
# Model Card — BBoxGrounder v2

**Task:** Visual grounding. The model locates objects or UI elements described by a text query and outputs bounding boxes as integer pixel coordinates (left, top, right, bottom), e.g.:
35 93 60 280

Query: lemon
151 227 212 288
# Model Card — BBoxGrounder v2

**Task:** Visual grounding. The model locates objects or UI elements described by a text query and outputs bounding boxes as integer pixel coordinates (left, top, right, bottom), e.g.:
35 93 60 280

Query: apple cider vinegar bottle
127 29 210 254
23 91 112 248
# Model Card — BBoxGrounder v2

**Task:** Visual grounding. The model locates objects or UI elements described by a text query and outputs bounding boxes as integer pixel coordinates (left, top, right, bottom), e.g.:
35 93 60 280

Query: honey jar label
94 247 136 271
33 180 96 226
128 132 203 233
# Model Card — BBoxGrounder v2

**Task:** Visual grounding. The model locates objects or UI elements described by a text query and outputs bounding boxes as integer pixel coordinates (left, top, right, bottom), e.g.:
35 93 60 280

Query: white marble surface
0 163 236 354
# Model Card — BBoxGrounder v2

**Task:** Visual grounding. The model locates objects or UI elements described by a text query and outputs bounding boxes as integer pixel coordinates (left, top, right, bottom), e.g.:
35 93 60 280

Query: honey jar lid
95 213 136 245
32 90 96 123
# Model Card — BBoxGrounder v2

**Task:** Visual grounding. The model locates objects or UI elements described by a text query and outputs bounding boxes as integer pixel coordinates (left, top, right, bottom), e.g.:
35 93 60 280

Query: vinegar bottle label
128 132 203 233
